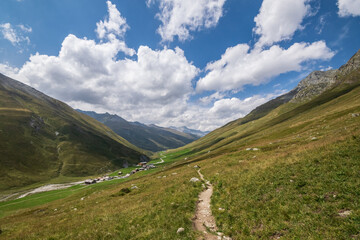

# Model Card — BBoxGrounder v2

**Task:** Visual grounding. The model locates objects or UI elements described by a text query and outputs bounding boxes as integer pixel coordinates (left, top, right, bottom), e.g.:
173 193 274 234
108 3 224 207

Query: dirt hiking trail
193 169 232 240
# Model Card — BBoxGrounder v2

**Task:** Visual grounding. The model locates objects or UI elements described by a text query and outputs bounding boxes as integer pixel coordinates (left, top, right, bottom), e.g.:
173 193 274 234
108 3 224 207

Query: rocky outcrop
338 49 360 77
291 49 360 103
290 70 337 103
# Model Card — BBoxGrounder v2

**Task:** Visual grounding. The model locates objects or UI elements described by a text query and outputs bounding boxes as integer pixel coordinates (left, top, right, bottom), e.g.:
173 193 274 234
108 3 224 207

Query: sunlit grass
0 82 359 239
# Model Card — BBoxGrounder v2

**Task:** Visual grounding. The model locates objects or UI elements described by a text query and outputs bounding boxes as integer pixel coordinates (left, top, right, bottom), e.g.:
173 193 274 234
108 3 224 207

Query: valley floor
0 134 359 239
0 85 359 239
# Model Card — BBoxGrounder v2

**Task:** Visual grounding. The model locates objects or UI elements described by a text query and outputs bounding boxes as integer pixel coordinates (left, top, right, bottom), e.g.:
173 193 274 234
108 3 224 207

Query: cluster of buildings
84 176 115 184
130 162 156 175
84 162 156 185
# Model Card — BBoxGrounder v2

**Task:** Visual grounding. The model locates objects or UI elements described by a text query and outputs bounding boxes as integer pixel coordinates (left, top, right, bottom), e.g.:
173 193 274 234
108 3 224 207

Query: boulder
338 210 352 217
190 177 200 183
177 227 185 234
222 236 232 240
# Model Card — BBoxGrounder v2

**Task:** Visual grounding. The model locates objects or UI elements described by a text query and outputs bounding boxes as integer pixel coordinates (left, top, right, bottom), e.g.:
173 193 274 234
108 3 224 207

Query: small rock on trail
190 177 200 183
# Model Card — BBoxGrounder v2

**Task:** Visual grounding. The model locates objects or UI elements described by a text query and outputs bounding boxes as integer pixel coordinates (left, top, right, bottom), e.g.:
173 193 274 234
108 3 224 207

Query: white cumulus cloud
0 63 20 79
197 41 334 92
254 0 311 48
148 0 226 42
337 0 360 17
165 93 280 131
0 1 204 130
0 0 339 132
10 35 198 116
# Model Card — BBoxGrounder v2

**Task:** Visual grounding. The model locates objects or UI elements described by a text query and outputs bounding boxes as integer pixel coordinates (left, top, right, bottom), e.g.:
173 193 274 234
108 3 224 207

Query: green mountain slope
0 50 359 239
0 74 148 191
179 49 360 157
77 110 199 152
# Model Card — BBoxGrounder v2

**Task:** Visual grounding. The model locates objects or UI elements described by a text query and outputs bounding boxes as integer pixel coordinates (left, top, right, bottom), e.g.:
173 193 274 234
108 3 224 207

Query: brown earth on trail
193 169 231 240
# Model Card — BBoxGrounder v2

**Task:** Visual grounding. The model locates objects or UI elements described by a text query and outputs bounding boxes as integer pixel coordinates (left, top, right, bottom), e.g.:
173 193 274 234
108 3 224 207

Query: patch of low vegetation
112 187 131 197
0 160 203 239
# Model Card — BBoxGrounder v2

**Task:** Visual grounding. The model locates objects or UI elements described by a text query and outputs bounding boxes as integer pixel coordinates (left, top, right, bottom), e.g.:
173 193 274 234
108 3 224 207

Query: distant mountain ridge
169 126 210 137
0 74 148 191
77 110 199 152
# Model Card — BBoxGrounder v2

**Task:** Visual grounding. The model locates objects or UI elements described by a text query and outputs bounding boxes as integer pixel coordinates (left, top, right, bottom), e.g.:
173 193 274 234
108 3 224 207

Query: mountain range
1 50 359 191
0 50 359 239
179 49 360 156
0 74 148 191
77 110 201 152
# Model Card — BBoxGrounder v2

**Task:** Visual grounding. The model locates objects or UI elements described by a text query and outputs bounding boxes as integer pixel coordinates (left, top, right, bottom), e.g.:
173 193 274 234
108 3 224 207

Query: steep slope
0 51 359 239
158 49 360 238
181 49 360 155
0 74 148 191
222 50 360 130
77 110 199 152
290 70 337 102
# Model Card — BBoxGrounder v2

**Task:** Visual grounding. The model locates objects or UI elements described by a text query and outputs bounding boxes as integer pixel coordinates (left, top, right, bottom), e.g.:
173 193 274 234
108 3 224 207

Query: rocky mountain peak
290 69 337 103
290 49 360 103
337 49 360 76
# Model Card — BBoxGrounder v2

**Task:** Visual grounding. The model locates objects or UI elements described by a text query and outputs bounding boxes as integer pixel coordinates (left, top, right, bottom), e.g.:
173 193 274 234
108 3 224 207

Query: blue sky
0 0 359 131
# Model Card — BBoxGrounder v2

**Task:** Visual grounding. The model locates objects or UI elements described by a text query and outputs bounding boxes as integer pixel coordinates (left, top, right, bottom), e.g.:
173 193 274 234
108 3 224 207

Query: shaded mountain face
77 110 199 152
0 74 148 191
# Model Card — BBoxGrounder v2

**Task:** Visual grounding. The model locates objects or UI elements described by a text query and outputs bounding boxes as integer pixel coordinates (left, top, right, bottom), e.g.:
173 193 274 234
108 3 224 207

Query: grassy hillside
0 51 359 239
0 84 358 238
78 110 199 152
0 74 148 191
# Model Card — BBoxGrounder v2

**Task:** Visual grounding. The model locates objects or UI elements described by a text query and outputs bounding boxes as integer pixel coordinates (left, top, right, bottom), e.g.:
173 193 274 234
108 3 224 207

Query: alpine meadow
0 0 359 239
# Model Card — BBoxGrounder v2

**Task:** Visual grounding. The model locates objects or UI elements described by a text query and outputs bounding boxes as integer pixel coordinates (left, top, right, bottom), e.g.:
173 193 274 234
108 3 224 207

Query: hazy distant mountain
77 110 199 152
0 74 148 191
170 126 209 137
